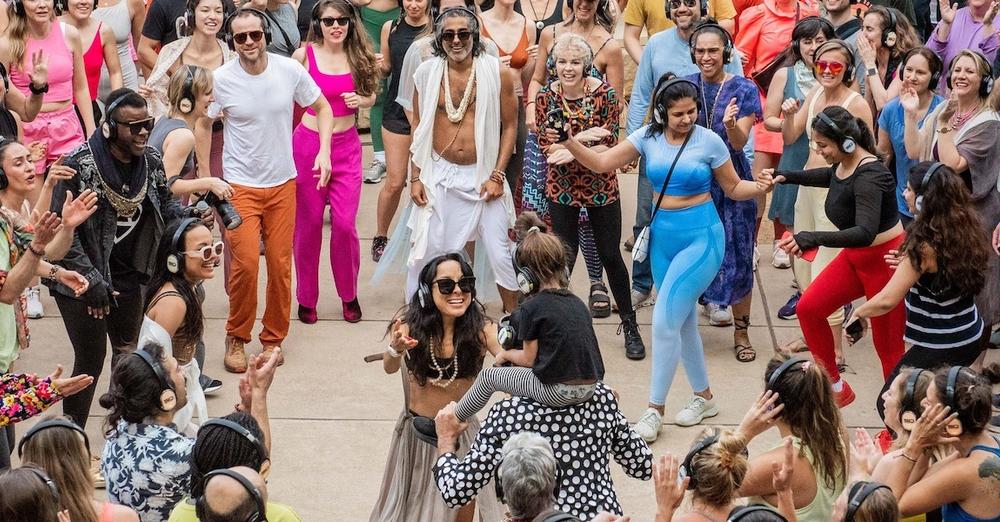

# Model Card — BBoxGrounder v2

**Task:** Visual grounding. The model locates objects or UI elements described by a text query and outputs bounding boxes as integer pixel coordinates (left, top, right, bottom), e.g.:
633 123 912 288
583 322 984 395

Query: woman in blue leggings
554 73 769 442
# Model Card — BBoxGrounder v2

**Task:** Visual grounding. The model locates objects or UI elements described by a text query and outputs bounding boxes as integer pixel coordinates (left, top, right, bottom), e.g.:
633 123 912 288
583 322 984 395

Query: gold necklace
92 164 147 218
701 74 728 127
427 337 459 388
443 59 477 123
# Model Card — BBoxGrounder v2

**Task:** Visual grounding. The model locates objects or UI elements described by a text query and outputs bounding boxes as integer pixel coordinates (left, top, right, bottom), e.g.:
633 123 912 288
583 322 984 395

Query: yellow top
168 497 303 521
622 0 738 34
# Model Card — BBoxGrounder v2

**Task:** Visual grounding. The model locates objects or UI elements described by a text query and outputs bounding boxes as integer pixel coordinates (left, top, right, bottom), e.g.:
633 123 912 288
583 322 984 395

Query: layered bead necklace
443 58 478 123
950 101 983 130
558 79 594 123
427 337 459 388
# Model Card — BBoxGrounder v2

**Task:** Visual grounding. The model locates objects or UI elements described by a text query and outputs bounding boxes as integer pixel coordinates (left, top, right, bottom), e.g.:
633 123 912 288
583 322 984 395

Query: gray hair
498 432 558 519
551 33 594 72
430 7 484 57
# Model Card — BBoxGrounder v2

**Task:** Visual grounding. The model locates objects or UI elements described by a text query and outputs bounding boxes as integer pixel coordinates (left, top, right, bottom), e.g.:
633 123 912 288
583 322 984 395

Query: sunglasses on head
669 0 697 8
115 117 155 134
814 60 846 75
233 30 265 45
433 276 476 295
320 16 351 27
181 241 225 261
441 30 473 42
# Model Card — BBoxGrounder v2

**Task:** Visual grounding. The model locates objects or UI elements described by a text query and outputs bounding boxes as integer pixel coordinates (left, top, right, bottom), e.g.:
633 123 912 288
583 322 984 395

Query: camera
202 191 242 230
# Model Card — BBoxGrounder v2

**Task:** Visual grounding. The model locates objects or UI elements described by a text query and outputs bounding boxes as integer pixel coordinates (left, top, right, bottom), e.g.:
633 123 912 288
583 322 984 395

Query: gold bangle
409 176 421 183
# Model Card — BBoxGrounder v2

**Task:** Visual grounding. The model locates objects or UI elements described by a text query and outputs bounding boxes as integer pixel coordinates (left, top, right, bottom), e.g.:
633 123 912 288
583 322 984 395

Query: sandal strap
734 315 751 330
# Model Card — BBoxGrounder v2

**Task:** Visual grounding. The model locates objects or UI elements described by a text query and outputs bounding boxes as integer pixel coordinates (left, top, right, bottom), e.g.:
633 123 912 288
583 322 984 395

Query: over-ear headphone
222 7 273 51
900 47 943 91
915 161 945 212
946 51 994 98
944 366 966 437
311 0 356 40
177 66 197 114
433 6 481 51
17 417 91 458
12 0 25 18
767 356 807 392
844 481 891 521
899 369 929 432
0 138 19 191
198 418 269 461
791 16 835 60
680 433 719 490
195 469 267 522
134 347 178 412
812 39 856 85
875 7 898 48
23 467 61 506
651 77 699 125
688 20 733 65
166 218 199 274
815 111 857 153
415 253 476 308
102 94 129 140
512 226 541 295
727 505 786 521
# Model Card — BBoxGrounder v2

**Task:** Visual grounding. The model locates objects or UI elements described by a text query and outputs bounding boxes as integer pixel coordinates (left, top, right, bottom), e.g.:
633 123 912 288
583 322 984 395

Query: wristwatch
937 126 954 134
867 67 878 77
28 82 48 95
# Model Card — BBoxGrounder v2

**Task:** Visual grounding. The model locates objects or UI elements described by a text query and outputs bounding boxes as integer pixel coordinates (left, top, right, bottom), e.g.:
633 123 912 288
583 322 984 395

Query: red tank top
82 24 104 101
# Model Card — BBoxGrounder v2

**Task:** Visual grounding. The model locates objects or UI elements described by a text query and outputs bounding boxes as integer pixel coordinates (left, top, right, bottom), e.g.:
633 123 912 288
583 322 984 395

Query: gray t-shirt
264 3 301 57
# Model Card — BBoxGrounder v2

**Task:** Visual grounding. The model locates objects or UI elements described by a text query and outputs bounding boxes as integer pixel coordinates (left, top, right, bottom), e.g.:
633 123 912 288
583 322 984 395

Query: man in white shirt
208 7 333 372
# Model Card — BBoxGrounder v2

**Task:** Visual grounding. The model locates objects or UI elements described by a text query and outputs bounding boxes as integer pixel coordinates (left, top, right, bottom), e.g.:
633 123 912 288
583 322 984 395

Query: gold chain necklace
427 337 458 388
701 74 728 127
92 164 147 218
443 59 477 123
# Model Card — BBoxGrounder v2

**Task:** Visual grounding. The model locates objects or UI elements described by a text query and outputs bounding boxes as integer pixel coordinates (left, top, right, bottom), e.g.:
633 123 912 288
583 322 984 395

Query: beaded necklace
427 337 459 388
558 79 593 122
951 102 983 130
443 58 477 123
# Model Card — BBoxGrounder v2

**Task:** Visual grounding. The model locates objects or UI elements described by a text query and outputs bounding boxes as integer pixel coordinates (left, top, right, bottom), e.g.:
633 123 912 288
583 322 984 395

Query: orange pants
225 180 295 346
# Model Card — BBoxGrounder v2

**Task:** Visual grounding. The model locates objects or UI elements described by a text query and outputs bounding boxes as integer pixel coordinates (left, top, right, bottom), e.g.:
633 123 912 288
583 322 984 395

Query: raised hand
29 210 63 247
653 453 688 516
908 403 960 451
986 0 1000 25
939 91 959 124
939 0 957 24
771 436 795 492
60 189 98 229
388 319 419 354
723 97 739 129
899 87 920 114
780 98 801 117
737 389 785 441
850 427 881 478
856 34 877 69
27 49 48 91
47 365 94 397
44 157 74 189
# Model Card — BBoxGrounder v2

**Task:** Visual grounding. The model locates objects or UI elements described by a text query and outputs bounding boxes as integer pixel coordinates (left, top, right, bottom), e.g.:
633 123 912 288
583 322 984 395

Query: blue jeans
632 158 653 294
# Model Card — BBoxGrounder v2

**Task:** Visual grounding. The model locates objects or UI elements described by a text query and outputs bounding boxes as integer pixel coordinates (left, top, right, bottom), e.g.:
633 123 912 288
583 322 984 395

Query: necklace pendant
535 20 545 30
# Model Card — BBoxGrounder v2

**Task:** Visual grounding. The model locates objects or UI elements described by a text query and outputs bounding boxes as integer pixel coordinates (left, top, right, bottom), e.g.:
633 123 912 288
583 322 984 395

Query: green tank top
360 5 400 52
749 436 844 522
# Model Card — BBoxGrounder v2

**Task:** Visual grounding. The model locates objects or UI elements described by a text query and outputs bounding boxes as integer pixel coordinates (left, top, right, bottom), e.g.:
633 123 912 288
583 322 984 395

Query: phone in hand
844 315 866 345
781 231 818 262
545 108 569 142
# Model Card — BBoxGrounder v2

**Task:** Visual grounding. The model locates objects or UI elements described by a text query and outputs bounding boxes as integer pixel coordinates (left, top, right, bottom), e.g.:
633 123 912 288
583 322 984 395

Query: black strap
648 130 693 222
263 9 294 52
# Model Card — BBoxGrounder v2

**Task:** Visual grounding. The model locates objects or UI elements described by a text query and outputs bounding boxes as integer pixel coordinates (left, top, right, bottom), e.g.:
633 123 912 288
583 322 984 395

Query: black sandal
589 281 612 319
733 315 756 363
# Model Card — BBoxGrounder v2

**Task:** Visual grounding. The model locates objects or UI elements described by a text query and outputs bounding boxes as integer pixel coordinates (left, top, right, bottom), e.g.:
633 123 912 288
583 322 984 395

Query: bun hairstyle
811 106 879 158
932 365 1000 435
99 342 173 437
686 428 749 506
646 72 700 138
764 355 848 490
513 212 569 288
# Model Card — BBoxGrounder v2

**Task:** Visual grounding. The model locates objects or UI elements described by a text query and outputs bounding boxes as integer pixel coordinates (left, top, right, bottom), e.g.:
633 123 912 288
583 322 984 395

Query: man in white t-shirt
208 7 333 373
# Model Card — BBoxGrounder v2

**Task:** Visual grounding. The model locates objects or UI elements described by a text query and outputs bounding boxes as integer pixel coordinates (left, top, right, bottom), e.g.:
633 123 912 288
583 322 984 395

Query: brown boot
224 335 248 373
261 345 285 367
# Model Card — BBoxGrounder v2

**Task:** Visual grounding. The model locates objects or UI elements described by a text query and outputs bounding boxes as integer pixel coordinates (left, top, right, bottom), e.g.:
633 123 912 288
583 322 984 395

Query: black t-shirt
516 289 605 385
142 0 187 45
109 198 150 292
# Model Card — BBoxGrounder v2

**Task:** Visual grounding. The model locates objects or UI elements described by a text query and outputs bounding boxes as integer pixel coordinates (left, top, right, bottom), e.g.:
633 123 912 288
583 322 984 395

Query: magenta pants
292 125 362 307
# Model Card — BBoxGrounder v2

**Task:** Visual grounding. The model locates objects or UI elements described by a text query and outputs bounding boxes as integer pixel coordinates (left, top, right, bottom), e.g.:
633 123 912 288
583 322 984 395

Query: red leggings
797 233 906 383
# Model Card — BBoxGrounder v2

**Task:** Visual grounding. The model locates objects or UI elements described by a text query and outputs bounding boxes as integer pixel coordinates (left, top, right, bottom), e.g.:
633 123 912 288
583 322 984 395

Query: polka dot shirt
433 383 653 519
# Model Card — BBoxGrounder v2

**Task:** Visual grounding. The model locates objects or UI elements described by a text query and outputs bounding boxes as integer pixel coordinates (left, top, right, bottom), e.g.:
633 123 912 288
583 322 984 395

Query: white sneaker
772 241 792 269
633 408 663 443
704 303 733 326
363 159 387 184
675 396 719 427
753 245 760 272
25 286 43 319
631 289 655 308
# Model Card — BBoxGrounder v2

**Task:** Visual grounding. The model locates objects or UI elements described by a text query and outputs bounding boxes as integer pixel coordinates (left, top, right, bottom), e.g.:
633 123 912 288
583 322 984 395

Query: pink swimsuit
304 45 356 117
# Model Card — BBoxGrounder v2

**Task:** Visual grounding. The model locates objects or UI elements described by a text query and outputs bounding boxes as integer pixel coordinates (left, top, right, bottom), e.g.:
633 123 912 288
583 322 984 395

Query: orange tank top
482 23 530 70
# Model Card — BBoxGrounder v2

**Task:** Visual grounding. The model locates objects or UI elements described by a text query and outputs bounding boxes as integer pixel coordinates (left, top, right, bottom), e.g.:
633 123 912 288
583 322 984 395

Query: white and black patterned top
433 383 653 519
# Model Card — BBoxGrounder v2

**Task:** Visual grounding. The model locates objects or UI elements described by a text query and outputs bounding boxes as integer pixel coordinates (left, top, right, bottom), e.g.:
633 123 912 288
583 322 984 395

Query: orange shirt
735 0 819 76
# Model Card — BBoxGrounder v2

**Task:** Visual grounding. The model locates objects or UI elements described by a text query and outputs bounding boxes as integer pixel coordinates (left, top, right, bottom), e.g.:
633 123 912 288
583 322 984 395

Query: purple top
927 8 999 94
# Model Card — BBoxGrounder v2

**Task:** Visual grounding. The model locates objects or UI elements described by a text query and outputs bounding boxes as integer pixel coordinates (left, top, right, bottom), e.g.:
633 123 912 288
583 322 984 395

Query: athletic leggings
648 201 725 406
455 366 595 420
798 233 907 384
549 200 634 317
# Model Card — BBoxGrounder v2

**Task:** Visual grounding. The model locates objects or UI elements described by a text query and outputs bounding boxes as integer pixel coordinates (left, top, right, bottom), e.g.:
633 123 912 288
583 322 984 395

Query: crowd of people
0 0 998 519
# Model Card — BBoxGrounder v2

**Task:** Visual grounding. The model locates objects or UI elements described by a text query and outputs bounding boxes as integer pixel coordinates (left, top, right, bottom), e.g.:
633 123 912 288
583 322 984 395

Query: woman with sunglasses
856 6 920 112
372 252 504 522
290 0 379 325
903 49 1000 354
763 105 904 408
138 219 223 435
776 39 872 364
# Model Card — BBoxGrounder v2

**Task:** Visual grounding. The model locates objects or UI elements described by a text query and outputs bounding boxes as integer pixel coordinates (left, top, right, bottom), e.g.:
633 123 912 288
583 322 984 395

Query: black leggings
877 340 985 420
549 200 634 317
54 289 143 428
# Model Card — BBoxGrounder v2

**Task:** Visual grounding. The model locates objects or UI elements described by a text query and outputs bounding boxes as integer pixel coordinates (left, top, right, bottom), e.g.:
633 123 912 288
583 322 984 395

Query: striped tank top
904 272 984 350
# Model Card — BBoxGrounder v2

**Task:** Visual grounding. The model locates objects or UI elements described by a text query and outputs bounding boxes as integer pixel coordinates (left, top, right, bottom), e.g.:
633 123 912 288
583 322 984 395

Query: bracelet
898 451 918 463
410 176 421 183
44 265 60 280
386 346 403 358
26 243 45 258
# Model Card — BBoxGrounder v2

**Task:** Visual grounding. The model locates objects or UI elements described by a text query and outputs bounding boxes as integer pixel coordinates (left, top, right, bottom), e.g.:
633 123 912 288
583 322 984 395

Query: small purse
632 131 693 263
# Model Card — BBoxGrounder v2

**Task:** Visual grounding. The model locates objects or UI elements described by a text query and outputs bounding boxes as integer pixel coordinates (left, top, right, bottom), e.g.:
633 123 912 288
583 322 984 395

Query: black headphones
166 218 199 274
727 505 786 521
900 47 943 91
11 0 25 17
433 6 481 50
767 356 807 392
651 77 700 125
177 65 197 115
812 40 856 85
815 111 857 154
195 469 266 522
680 433 718 490
915 161 945 212
223 7 273 51
944 366 967 437
416 253 475 308
102 93 148 140
0 138 19 191
512 227 541 295
17 417 91 458
688 20 733 65
311 0 355 38
23 466 61 506
875 7 898 48
134 347 178 412
946 51 994 98
198 418 270 462
899 369 929 432
791 16 835 61
665 0 708 20
844 481 891 521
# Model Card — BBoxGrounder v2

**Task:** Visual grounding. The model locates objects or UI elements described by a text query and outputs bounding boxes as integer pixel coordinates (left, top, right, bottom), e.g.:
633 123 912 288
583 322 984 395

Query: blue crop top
626 125 730 196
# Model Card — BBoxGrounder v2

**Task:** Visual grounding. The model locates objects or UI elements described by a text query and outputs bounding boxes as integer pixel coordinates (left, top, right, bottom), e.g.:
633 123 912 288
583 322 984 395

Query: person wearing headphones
196 466 275 522
830 480 900 522
762 105 905 408
884 365 1000 520
46 88 206 430
0 466 72 521
99 341 279 521
209 6 333 373
903 49 1000 356
927 0 1000 94
856 6 920 111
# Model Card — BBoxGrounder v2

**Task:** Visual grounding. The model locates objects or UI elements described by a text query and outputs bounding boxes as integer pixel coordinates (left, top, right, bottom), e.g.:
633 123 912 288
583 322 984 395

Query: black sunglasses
669 0 697 8
320 16 351 27
114 117 155 134
433 276 476 295
441 30 473 42
233 30 264 45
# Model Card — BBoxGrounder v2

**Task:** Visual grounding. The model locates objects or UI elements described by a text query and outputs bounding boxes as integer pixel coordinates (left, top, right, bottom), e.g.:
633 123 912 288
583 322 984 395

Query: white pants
406 157 517 297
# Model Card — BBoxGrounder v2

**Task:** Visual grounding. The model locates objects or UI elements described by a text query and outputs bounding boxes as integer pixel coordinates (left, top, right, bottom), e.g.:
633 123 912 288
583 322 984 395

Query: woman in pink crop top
60 0 124 107
1 0 95 182
291 0 380 325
